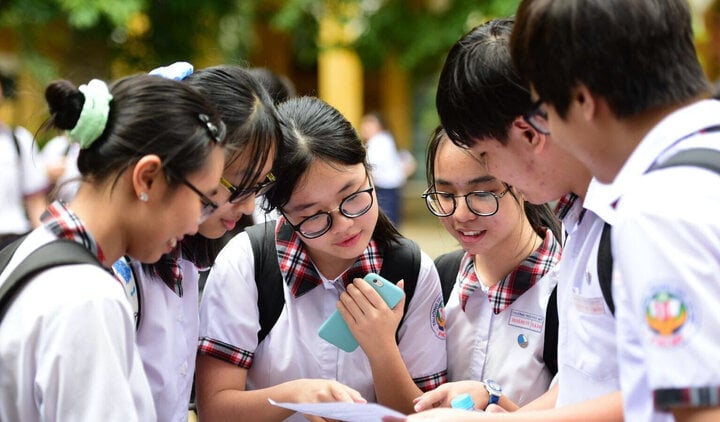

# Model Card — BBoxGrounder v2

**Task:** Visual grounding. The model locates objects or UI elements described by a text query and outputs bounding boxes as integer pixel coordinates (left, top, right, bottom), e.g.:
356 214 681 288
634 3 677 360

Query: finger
338 290 364 321
353 278 385 309
485 403 508 413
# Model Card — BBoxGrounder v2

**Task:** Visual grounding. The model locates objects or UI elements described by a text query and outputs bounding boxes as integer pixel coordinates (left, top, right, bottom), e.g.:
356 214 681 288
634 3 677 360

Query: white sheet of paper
268 398 406 421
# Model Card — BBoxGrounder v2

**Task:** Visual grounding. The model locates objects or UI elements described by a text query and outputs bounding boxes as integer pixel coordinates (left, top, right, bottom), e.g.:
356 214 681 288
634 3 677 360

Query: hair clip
198 113 225 144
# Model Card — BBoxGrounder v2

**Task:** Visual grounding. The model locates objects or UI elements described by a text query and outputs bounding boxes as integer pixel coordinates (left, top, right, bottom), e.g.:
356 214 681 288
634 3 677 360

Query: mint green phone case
318 273 404 352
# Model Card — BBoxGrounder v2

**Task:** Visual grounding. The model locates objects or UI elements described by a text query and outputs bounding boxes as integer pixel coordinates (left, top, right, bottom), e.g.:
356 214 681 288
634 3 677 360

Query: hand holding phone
318 273 404 352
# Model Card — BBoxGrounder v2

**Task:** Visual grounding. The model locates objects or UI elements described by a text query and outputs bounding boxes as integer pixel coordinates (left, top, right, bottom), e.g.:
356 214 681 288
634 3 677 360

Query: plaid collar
457 228 562 313
154 246 184 297
41 200 108 266
274 217 382 298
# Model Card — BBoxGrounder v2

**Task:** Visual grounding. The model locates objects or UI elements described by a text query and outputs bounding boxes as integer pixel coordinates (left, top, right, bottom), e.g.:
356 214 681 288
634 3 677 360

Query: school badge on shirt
644 284 697 347
430 295 446 339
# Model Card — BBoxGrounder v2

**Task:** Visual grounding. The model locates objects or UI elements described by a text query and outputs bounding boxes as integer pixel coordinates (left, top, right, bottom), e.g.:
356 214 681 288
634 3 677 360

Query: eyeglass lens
424 191 502 217
297 188 374 238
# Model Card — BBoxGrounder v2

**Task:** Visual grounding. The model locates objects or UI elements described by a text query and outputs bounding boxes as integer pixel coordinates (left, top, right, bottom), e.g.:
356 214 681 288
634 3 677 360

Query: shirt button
180 362 188 375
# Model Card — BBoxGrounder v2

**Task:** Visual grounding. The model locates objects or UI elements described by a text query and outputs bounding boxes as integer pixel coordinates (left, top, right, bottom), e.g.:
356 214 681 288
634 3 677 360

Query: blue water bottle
450 393 476 411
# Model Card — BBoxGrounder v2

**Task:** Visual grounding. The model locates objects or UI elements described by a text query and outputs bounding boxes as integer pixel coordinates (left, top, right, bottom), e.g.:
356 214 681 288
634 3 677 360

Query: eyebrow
286 178 359 214
434 174 497 188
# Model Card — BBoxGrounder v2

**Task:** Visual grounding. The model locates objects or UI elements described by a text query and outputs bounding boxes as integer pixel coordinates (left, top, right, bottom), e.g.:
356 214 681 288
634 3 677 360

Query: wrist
483 379 503 408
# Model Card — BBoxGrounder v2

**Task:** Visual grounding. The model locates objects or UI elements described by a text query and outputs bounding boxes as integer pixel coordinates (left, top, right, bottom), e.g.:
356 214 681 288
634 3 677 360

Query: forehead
286 161 365 207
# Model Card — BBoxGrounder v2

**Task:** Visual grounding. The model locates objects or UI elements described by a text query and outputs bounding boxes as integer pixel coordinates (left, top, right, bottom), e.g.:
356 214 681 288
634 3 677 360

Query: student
0 74 226 420
418 126 561 411
129 64 279 421
0 78 49 249
405 18 624 422
511 0 720 420
196 96 447 420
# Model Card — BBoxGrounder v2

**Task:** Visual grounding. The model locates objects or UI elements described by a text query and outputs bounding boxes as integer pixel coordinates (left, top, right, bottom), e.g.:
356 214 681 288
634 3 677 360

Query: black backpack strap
0 238 101 322
543 285 559 376
597 222 615 316
246 221 285 344
378 237 422 335
433 250 465 304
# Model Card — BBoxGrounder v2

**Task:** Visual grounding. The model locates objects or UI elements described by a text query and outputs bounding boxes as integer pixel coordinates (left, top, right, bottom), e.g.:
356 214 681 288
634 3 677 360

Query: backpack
245 221 422 344
0 235 102 323
434 250 559 376
596 147 720 316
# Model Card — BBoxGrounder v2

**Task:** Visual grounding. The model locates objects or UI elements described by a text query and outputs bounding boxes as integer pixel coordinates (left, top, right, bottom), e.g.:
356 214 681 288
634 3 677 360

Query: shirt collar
458 228 561 313
41 200 108 266
275 217 383 298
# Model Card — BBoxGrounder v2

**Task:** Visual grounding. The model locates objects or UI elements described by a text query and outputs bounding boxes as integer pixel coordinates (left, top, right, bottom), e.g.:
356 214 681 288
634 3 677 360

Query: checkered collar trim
457 228 561 313
274 217 382 298
41 200 108 265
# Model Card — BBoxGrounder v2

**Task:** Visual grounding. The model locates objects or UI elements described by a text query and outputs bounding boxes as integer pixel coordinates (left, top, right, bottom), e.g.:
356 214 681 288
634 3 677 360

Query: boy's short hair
436 18 531 148
511 0 710 119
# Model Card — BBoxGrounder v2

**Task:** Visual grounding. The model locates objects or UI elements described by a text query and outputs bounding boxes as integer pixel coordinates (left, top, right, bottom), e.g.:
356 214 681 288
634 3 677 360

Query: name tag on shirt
573 294 606 315
508 309 544 333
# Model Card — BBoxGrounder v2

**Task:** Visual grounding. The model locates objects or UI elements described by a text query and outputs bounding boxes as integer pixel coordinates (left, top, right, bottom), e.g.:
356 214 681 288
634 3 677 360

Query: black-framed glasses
220 172 276 204
178 177 219 223
422 185 511 217
523 98 550 135
282 177 375 239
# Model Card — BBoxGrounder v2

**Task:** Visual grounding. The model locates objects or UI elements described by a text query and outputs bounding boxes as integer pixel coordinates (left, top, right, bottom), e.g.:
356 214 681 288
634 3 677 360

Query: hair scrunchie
148 61 194 81
68 79 113 149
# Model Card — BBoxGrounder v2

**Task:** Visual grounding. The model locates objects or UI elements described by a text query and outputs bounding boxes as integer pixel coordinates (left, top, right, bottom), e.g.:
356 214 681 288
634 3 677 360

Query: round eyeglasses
283 178 375 239
523 98 550 135
220 172 275 204
422 185 511 217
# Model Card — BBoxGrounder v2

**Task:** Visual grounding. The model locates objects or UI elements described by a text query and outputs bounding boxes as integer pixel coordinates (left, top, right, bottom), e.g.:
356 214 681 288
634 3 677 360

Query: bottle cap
450 393 475 411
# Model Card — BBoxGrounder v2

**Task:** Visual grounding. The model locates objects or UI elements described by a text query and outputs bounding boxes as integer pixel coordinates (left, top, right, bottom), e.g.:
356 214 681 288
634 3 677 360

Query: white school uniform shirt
365 131 406 189
199 231 447 422
0 227 155 421
41 135 81 203
0 126 49 234
133 257 200 422
445 255 559 406
610 99 720 421
555 180 621 407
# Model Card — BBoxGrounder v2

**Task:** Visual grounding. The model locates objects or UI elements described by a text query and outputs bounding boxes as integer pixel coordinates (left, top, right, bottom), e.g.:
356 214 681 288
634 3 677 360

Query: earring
138 192 149 202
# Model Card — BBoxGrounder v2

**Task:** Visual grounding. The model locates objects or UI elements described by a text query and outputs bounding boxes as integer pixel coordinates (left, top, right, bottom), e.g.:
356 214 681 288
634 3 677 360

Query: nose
233 194 257 216
328 207 353 234
452 198 477 223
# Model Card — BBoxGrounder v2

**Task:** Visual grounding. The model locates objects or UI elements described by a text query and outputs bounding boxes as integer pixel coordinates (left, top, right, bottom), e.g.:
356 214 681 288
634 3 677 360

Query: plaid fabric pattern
413 370 448 392
198 337 253 369
458 228 562 313
275 217 382 297
655 386 720 410
154 246 184 297
553 192 579 220
41 200 108 265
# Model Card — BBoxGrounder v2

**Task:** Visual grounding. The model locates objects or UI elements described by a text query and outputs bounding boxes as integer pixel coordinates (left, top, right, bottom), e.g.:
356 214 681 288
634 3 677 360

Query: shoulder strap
543 285 559 376
597 222 615 316
433 250 465 304
0 238 101 323
247 221 284 344
378 237 422 337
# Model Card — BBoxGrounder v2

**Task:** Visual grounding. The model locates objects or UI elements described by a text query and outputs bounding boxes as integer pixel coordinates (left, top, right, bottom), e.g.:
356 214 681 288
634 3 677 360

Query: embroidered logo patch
508 309 544 333
644 287 696 347
430 295 446 339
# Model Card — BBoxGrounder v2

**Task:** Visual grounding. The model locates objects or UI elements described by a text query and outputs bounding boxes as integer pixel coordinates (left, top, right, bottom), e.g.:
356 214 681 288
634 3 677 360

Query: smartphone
318 273 404 352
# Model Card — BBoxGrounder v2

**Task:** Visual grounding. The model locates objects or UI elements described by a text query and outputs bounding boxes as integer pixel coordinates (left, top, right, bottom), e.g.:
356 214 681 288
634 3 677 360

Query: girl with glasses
118 64 280 422
413 127 562 412
196 96 447 420
0 74 226 420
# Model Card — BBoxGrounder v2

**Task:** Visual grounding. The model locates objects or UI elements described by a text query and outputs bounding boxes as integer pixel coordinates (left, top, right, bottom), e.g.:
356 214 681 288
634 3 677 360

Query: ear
511 116 548 153
572 83 597 121
131 154 163 200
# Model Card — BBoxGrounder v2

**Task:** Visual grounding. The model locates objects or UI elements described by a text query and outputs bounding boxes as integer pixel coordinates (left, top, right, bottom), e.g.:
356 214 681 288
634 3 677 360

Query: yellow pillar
380 55 412 150
317 2 363 129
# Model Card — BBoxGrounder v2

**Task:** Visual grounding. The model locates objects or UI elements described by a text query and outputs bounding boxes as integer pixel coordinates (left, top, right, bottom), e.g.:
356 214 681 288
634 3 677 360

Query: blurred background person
41 133 80 203
360 111 407 227
0 73 49 249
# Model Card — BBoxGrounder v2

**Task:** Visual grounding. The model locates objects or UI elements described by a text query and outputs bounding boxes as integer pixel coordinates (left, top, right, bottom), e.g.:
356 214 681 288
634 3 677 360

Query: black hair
426 125 562 241
153 65 282 277
511 0 711 119
266 96 401 249
44 74 224 192
247 67 296 105
436 18 529 148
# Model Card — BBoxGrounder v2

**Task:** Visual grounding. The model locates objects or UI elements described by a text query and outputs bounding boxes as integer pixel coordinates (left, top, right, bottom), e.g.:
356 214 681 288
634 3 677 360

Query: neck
473 220 542 288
